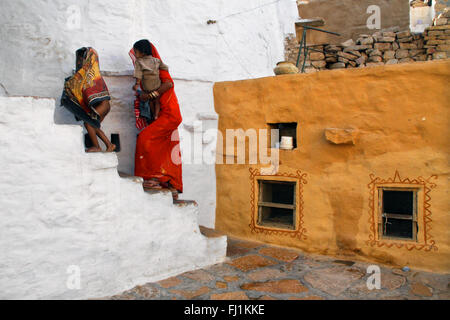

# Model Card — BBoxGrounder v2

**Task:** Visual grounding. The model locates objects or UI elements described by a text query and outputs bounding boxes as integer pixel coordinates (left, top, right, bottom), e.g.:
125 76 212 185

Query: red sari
129 43 183 193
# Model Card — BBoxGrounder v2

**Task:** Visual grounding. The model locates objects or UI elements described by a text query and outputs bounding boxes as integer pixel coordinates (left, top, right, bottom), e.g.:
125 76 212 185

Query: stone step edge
119 171 198 206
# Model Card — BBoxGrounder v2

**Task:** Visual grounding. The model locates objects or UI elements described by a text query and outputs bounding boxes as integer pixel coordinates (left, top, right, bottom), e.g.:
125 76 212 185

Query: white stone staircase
0 96 227 300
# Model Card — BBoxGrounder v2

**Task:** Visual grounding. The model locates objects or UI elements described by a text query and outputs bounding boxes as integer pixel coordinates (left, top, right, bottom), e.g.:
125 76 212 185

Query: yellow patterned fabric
61 47 110 127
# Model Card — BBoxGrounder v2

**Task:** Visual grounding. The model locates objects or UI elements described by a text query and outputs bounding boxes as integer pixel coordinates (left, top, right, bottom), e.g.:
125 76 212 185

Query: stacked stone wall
284 7 450 73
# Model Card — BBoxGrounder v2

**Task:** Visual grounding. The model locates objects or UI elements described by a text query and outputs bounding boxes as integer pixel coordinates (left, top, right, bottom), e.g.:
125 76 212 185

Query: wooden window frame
257 180 297 230
249 168 308 240
377 187 418 242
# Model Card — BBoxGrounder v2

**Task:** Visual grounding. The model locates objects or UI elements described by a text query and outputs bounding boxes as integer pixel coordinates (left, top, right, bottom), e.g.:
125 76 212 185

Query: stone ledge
324 128 359 145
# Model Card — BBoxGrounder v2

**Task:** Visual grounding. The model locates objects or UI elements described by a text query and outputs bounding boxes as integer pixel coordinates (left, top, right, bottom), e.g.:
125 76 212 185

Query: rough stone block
324 128 359 145
433 51 448 59
355 56 366 65
378 36 396 43
383 50 396 60
400 42 418 50
396 30 411 39
247 268 285 281
304 266 364 296
312 60 327 68
368 55 383 62
367 49 382 56
227 255 277 272
357 37 374 45
343 45 372 52
241 279 308 294
211 292 249 300
304 67 318 74
341 39 355 47
398 36 414 43
348 50 362 57
337 51 359 60
409 282 433 297
395 49 410 59
398 57 414 63
259 247 300 263
428 30 445 37
409 49 426 57
434 18 448 26
382 31 396 38
324 45 341 52
436 44 450 51
170 286 210 299
329 62 346 69
385 59 398 65
427 39 450 45
374 42 392 51
428 25 450 31
157 277 183 288
413 54 428 61
325 56 338 63
309 52 325 61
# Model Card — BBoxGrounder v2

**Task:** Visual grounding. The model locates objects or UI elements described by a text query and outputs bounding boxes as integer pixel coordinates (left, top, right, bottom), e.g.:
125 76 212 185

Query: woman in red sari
129 40 183 197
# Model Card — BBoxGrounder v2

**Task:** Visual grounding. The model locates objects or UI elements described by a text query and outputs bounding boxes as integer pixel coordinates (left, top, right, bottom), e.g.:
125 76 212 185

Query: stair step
173 199 198 207
118 171 143 184
199 226 226 238
119 171 194 206
143 187 172 195
118 171 133 178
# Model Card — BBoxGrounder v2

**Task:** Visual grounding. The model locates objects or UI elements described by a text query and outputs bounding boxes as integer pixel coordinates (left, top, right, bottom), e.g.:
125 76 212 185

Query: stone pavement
101 228 449 300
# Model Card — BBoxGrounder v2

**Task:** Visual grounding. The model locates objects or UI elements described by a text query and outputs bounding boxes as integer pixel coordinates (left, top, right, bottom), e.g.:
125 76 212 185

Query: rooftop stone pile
284 7 450 73
423 8 450 60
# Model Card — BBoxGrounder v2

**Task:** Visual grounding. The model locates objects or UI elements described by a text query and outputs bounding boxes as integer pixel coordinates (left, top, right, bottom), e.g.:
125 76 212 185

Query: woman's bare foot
170 188 179 200
86 146 102 153
106 144 116 152
143 179 163 189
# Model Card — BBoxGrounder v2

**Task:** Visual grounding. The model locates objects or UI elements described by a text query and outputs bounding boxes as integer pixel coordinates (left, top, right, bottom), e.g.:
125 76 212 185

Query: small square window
379 189 418 241
268 123 298 149
257 180 296 230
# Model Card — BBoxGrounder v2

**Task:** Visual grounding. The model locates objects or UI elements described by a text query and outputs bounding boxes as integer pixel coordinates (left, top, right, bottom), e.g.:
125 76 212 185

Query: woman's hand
139 92 152 101
139 82 173 101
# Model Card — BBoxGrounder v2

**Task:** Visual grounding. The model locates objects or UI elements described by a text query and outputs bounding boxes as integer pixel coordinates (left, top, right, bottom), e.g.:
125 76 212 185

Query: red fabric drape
129 43 183 193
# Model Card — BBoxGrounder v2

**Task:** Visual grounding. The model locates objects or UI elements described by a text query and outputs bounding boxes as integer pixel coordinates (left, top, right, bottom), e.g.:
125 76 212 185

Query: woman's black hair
133 39 152 56
75 47 88 71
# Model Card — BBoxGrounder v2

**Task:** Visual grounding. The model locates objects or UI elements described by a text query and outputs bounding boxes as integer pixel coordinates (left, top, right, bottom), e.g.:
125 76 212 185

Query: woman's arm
157 81 173 96
139 81 173 101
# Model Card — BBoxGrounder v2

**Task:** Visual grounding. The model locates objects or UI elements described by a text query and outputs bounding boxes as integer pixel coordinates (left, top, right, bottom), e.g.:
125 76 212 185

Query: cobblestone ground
101 228 449 300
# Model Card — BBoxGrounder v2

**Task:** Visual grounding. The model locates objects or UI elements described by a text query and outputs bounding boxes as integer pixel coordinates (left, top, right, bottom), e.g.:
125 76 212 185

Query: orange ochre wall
213 60 450 273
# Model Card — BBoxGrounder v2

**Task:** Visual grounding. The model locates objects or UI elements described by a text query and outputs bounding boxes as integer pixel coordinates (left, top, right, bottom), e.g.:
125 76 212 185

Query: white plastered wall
0 96 226 300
